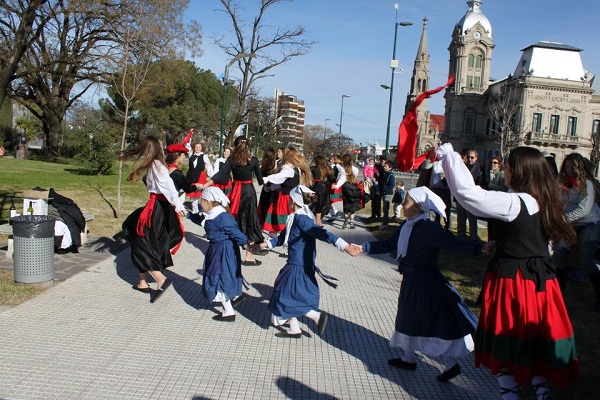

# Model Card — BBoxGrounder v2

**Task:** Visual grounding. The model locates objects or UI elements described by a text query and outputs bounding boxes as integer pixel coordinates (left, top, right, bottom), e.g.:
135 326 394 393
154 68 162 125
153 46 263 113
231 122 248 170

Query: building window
567 116 577 136
592 120 600 137
468 54 474 68
532 113 542 133
474 55 482 68
464 109 476 135
549 115 560 135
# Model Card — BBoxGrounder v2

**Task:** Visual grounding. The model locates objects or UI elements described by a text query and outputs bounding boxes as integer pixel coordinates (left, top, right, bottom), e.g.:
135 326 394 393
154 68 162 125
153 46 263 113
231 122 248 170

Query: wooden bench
0 213 95 259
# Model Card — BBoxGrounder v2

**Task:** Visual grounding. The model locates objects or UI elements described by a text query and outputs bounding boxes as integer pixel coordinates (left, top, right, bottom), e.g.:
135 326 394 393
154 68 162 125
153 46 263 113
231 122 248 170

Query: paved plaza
0 215 500 399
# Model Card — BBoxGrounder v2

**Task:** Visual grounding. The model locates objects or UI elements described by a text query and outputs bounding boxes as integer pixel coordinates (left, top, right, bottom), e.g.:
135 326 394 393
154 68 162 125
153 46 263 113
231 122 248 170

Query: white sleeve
263 164 295 184
213 159 220 174
151 161 185 212
336 165 346 186
204 154 214 177
437 144 524 221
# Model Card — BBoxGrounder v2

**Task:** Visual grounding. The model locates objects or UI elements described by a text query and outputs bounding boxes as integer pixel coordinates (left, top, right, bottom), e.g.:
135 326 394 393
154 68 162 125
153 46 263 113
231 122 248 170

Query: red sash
229 179 252 217
136 193 166 237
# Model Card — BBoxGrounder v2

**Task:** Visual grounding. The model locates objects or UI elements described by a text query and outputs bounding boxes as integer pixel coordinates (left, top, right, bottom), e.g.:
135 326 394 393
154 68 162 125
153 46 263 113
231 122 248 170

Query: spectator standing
379 160 396 230
553 152 600 311
392 180 405 220
456 149 487 240
371 156 386 219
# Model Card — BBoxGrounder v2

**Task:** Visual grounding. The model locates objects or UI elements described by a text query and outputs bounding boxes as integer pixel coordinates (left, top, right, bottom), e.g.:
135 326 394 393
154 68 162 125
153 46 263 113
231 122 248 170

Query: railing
526 132 579 145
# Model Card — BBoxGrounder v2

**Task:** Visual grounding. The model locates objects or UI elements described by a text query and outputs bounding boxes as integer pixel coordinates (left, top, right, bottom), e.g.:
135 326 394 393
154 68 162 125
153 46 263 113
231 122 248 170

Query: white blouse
146 160 185 213
437 144 538 222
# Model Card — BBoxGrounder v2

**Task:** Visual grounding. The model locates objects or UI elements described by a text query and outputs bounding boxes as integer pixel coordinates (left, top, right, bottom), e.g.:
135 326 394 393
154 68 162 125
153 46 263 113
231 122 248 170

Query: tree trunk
42 111 63 158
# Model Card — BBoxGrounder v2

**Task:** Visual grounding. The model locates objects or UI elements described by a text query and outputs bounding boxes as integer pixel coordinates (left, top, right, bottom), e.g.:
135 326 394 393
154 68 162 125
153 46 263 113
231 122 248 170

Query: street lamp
338 95 350 150
324 118 331 147
219 52 256 157
383 3 412 159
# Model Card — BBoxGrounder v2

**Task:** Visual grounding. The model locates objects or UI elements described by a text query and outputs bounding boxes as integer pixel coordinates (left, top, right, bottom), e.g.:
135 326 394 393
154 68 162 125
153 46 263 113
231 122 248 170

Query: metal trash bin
11 215 56 283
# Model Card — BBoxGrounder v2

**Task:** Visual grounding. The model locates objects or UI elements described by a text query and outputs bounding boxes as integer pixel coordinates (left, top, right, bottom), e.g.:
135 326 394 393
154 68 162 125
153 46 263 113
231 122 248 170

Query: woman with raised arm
437 144 578 400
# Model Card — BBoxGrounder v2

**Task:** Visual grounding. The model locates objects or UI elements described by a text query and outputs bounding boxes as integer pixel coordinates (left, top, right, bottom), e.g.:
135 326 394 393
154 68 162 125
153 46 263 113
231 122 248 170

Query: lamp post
383 3 412 159
323 118 331 153
219 52 256 157
338 95 350 151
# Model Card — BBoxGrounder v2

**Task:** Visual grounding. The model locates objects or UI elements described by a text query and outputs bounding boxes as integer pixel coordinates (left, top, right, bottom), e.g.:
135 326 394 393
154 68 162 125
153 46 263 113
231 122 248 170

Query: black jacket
49 188 85 247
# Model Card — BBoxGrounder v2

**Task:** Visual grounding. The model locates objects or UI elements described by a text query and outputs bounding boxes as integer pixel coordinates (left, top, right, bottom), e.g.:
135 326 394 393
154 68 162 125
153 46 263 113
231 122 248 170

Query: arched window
421 79 427 92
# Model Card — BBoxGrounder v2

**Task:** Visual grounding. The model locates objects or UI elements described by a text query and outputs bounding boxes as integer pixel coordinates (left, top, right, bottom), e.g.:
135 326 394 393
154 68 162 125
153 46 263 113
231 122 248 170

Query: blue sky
186 0 599 146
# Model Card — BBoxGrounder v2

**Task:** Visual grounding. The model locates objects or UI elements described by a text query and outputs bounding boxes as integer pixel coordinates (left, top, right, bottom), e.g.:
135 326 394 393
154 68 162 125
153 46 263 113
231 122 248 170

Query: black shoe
317 312 328 335
278 253 288 258
231 293 247 307
274 331 302 339
241 260 262 266
150 278 172 303
388 358 417 370
132 284 150 293
342 219 348 229
437 364 461 382
212 313 236 322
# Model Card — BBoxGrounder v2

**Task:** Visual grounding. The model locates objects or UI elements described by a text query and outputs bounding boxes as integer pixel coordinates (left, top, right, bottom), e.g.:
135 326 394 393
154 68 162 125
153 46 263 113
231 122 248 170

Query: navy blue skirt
202 240 243 302
269 263 320 319
396 265 477 340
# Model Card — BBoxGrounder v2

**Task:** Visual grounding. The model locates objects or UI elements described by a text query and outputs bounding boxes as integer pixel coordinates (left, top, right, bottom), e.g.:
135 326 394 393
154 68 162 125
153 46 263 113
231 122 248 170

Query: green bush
68 120 119 175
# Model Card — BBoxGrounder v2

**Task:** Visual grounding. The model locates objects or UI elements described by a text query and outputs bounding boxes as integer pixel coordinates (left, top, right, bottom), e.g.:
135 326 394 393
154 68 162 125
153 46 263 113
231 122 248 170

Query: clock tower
444 0 495 146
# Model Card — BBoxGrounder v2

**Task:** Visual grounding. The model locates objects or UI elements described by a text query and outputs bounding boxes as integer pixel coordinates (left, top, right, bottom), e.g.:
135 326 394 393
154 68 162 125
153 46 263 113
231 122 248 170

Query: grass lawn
360 201 599 400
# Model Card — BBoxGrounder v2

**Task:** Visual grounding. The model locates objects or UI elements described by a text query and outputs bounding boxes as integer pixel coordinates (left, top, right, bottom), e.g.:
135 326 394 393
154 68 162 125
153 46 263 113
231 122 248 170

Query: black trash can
11 215 56 283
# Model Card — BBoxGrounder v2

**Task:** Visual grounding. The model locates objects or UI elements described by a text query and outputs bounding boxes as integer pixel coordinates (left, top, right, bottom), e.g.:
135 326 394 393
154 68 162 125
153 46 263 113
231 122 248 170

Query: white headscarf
396 187 446 259
201 186 230 207
284 185 316 248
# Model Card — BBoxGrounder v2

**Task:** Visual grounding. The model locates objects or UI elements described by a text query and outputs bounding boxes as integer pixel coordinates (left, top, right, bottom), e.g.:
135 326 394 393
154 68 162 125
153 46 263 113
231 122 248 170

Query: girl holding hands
257 185 361 338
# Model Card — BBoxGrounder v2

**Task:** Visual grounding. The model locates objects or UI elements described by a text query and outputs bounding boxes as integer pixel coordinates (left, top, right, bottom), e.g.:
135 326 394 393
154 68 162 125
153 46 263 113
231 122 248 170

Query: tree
9 0 201 158
99 1 201 217
487 83 526 161
0 0 49 109
303 124 353 157
212 0 315 149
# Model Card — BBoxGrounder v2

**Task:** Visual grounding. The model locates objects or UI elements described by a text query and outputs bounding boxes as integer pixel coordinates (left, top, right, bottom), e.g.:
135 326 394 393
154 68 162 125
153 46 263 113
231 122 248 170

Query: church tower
405 18 434 154
444 0 495 147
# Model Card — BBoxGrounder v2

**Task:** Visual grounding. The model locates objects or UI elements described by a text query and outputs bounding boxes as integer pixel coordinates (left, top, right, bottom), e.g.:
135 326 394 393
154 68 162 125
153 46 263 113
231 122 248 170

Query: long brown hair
559 152 600 201
231 140 251 166
282 147 312 186
261 147 276 175
118 136 165 182
342 153 356 184
314 155 333 181
508 147 576 246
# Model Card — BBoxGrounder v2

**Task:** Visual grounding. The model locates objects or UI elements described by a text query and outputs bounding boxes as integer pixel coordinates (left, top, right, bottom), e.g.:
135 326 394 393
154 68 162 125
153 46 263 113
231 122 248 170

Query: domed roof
457 0 492 39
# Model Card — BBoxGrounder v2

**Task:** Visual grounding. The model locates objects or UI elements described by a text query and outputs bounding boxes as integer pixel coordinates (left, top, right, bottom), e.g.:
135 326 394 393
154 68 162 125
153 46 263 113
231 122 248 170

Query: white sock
288 317 301 334
497 373 518 400
221 300 234 316
304 310 320 324
401 353 416 363
192 199 199 214
441 355 457 371
532 375 550 400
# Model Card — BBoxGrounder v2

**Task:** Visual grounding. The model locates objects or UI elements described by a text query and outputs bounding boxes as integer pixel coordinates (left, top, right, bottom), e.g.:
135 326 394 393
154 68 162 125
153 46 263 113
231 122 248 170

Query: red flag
396 75 454 172
180 128 194 146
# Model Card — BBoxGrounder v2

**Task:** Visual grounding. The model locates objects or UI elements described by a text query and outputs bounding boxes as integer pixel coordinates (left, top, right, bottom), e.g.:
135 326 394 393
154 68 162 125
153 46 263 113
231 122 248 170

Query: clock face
473 31 481 40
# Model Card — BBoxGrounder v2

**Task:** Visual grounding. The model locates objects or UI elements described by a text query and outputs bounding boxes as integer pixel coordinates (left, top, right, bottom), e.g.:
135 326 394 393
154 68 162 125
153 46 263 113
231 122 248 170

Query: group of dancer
118 136 579 399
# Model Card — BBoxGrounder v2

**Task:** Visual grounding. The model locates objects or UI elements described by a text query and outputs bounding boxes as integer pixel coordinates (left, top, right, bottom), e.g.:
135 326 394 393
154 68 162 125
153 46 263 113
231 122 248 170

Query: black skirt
342 182 362 214
123 199 183 272
309 181 330 215
236 184 264 243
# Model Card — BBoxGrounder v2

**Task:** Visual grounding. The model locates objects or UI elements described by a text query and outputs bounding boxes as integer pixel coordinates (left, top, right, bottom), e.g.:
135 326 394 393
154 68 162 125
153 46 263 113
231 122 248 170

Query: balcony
526 132 579 147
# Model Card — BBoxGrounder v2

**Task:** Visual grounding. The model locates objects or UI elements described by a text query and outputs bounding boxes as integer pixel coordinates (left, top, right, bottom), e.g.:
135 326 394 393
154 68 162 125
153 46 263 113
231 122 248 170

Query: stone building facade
440 0 600 171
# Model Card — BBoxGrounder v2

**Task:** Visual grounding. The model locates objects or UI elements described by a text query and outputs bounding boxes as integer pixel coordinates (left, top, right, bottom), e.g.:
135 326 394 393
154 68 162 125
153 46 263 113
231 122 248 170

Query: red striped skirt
263 192 292 232
474 268 579 388
328 185 343 204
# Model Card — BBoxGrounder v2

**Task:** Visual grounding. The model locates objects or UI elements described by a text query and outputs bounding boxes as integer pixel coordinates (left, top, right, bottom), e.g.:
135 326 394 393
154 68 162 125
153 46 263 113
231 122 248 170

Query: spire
415 17 429 65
